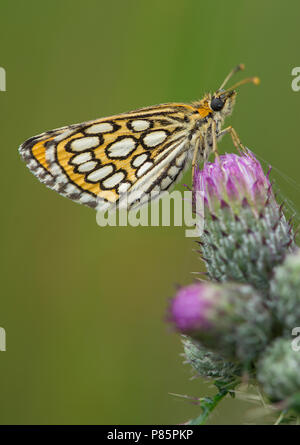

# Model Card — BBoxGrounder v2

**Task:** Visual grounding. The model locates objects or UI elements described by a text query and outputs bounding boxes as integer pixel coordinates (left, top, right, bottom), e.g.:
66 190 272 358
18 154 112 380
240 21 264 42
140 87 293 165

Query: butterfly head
210 89 237 118
208 64 259 119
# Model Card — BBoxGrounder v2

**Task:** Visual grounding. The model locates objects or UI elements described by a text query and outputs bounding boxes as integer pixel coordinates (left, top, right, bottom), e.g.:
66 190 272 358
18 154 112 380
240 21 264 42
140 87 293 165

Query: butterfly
19 65 259 211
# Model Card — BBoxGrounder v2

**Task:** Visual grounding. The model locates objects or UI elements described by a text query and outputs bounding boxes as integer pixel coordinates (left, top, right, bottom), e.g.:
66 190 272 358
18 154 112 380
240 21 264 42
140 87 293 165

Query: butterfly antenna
217 76 260 97
218 64 245 91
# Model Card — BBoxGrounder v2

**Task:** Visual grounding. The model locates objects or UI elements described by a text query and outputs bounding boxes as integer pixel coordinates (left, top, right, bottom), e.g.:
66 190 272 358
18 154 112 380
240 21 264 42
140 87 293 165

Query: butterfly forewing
19 104 194 210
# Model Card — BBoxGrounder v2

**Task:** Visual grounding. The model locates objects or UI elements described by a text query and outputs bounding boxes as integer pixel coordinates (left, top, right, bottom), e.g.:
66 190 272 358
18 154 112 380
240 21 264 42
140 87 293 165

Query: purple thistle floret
169 284 218 333
194 151 272 212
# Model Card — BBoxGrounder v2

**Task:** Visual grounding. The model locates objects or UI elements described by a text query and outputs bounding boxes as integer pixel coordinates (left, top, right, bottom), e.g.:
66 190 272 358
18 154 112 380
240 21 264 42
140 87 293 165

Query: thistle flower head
169 283 221 333
194 151 273 213
169 282 271 363
193 151 295 289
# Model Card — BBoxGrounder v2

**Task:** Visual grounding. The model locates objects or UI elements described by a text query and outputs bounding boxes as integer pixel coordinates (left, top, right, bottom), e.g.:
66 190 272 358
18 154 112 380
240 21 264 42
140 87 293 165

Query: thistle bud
257 338 300 411
270 249 300 334
182 336 241 381
194 151 295 290
169 282 271 364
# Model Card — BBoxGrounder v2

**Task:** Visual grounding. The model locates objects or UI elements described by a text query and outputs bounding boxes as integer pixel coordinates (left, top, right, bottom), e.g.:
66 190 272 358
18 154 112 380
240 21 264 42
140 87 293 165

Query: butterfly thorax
187 91 236 162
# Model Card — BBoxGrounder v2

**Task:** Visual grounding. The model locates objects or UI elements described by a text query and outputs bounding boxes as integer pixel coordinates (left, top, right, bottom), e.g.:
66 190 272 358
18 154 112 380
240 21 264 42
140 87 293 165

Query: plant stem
188 381 237 425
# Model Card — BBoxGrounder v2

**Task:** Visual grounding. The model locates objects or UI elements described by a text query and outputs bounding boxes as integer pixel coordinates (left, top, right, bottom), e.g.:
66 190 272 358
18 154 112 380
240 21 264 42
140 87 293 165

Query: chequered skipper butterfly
19 65 259 211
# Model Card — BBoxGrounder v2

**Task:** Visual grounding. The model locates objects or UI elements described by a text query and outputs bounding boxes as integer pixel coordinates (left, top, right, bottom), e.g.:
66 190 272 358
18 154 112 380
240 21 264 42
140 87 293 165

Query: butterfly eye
210 97 224 111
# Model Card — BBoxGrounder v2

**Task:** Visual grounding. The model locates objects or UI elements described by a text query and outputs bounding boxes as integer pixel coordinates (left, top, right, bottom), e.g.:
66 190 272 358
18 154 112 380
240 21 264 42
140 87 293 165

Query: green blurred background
1 0 300 425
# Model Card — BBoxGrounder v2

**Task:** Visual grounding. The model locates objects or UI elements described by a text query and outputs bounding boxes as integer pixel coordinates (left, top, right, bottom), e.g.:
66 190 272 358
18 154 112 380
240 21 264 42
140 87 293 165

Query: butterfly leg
218 126 246 154
212 120 219 157
212 120 222 166
191 136 201 184
191 137 202 213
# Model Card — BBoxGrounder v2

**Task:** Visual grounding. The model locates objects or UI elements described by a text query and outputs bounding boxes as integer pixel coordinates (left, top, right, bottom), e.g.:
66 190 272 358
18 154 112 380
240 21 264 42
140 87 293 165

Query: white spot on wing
142 131 167 148
51 164 63 176
71 136 100 152
131 119 151 131
107 137 136 158
55 129 74 142
118 182 131 193
28 159 38 169
65 184 78 195
176 152 186 167
77 160 98 173
161 176 173 190
102 171 125 189
71 152 92 165
168 165 179 178
136 161 153 178
79 193 93 204
86 122 114 134
86 165 114 182
132 153 148 168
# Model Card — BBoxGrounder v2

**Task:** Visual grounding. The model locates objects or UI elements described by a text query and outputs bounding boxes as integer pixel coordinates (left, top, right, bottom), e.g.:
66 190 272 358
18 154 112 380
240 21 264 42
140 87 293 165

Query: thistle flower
194 151 272 213
257 338 300 411
270 248 300 334
194 151 295 290
169 282 271 364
